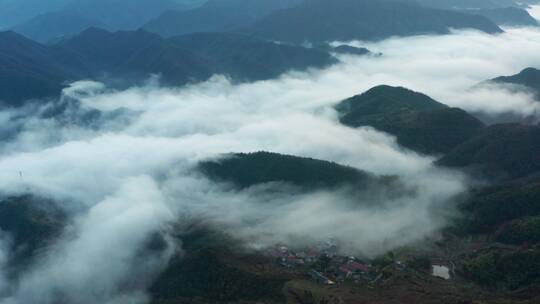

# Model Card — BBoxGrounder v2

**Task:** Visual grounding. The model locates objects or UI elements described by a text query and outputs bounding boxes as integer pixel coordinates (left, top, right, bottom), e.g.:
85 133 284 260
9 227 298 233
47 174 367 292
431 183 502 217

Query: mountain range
143 0 303 38
412 0 540 26
144 0 505 43
0 31 78 105
7 0 206 42
0 28 335 106
3 79 540 302
240 0 502 43
2 0 521 107
2 1 540 302
6 0 537 44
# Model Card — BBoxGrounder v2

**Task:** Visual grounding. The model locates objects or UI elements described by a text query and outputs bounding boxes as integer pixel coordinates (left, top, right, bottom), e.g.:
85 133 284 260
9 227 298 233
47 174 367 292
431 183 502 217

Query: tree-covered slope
491 67 540 100
0 28 338 106
59 29 336 84
458 182 540 233
54 27 163 70
336 85 447 118
143 0 302 38
198 151 382 190
336 85 485 154
119 42 214 85
198 152 375 189
463 248 540 289
241 0 502 44
437 123 540 180
0 31 80 106
150 247 287 303
10 0 205 42
168 32 336 81
496 216 540 245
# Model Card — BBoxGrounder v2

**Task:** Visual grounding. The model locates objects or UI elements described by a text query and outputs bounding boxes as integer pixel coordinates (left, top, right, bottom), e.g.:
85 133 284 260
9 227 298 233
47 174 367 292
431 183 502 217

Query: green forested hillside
336 85 485 154
0 29 335 105
437 124 540 180
198 151 374 189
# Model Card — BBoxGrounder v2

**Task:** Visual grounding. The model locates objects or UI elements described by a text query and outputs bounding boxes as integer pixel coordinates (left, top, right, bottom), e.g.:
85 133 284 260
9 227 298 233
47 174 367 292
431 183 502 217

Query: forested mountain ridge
490 67 540 99
336 85 485 154
0 28 335 106
143 0 303 38
9 0 206 42
241 0 502 43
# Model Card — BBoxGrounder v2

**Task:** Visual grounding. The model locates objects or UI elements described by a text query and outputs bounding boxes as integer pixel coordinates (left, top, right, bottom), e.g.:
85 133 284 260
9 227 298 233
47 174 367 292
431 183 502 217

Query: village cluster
265 243 384 285
265 241 451 285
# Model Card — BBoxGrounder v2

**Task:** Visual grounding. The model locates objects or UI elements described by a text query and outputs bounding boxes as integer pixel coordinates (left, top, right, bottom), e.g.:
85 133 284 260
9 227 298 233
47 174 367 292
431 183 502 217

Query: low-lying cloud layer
2 177 175 304
0 27 540 304
528 5 540 22
337 27 540 118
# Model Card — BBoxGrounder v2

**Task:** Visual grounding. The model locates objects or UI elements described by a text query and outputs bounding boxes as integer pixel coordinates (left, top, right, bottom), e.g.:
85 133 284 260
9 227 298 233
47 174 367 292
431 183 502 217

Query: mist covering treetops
0 195 66 269
2 0 540 302
4 0 206 40
464 7 539 27
490 67 540 99
143 0 504 40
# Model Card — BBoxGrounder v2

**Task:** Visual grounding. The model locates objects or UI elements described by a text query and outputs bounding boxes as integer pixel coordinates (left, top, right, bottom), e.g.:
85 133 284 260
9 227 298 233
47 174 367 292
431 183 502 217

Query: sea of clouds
0 26 540 303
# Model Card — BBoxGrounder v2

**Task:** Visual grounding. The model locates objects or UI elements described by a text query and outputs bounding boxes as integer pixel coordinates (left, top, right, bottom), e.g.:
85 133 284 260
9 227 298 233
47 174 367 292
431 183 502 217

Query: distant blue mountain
409 0 539 27
0 0 73 29
241 0 502 44
143 0 303 38
0 28 335 106
9 0 206 42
